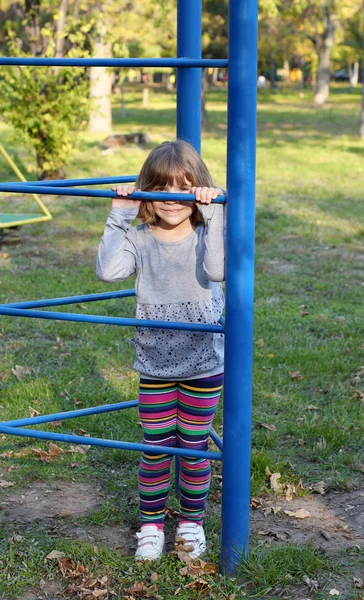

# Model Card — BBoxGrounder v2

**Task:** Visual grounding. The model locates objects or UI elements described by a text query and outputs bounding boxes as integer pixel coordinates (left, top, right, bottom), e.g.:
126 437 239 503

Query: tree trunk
313 6 336 107
349 59 359 86
269 54 277 88
283 59 290 84
88 32 112 134
201 71 208 128
54 0 68 75
24 0 43 54
360 73 364 139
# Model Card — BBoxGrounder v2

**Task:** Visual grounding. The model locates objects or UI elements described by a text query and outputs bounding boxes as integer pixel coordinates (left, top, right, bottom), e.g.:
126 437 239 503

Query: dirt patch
249 489 364 552
0 481 103 523
59 523 135 555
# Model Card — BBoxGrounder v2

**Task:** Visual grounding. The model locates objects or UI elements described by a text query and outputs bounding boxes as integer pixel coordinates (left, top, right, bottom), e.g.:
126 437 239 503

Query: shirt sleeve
96 207 139 282
197 203 226 282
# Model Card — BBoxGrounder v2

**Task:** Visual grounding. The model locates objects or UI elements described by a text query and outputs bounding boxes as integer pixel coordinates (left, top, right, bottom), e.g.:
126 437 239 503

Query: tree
0 0 90 179
287 0 362 106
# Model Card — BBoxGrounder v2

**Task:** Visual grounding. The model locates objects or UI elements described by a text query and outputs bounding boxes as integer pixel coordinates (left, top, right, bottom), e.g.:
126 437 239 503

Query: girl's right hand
111 185 141 209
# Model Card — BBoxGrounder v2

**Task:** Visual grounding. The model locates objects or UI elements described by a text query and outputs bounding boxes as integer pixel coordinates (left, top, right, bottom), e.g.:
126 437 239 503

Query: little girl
96 140 225 561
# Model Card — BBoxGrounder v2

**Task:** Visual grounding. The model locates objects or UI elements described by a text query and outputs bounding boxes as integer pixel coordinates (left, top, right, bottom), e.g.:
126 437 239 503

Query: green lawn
0 84 363 599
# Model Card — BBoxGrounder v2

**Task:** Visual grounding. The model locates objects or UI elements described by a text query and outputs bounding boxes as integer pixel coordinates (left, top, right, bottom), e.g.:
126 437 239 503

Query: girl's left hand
191 187 224 204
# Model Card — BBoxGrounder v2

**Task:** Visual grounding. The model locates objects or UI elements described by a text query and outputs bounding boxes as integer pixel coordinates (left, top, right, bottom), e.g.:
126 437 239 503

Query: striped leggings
138 373 224 526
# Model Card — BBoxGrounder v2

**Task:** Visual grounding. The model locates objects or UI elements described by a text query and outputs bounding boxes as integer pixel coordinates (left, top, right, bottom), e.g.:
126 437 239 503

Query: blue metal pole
0 305 224 334
0 425 222 461
0 289 135 309
0 57 227 68
15 176 138 187
177 0 202 152
0 400 139 428
220 0 258 575
0 183 225 203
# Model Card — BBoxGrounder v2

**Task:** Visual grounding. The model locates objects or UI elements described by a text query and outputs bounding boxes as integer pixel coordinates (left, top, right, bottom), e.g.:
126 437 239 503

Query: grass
0 83 363 599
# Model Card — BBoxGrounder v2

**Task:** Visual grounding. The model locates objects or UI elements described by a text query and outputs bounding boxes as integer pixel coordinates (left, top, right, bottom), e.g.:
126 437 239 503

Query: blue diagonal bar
0 400 139 428
209 427 223 451
14 176 138 187
0 183 226 203
0 289 136 309
0 425 222 460
0 306 224 333
0 57 228 68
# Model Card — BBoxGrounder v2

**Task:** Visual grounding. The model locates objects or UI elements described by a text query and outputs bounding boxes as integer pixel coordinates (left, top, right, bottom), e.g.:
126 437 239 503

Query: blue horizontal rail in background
13 176 138 187
0 57 228 68
0 305 225 334
0 425 222 460
0 289 136 309
0 183 226 203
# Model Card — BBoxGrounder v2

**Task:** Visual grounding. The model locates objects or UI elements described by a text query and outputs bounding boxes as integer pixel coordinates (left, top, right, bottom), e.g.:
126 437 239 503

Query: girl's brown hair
136 140 214 226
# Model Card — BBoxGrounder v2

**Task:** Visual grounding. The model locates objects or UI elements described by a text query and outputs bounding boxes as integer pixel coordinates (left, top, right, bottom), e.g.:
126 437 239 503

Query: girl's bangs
145 156 193 190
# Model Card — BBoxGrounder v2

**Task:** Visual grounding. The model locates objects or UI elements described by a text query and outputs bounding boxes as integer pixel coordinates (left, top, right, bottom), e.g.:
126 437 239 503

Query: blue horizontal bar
0 57 228 68
0 425 222 460
209 427 223 451
0 306 225 333
14 176 138 188
0 289 136 309
1 400 139 428
0 183 226 203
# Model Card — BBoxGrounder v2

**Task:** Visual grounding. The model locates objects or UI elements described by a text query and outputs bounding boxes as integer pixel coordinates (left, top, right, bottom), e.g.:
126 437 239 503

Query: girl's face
151 180 195 228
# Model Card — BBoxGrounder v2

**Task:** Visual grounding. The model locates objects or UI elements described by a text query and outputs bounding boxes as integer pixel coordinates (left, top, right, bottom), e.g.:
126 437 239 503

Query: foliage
0 1 90 179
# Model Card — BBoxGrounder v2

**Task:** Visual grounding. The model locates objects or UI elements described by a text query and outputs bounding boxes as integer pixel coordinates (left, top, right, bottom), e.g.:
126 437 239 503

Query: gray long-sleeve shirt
96 204 225 380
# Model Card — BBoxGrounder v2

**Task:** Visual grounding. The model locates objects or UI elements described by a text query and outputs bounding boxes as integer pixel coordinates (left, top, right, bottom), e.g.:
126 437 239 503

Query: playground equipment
0 144 52 229
0 0 257 575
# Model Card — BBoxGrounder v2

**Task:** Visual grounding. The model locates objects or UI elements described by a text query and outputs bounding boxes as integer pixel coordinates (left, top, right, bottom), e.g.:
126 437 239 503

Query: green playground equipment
0 144 52 228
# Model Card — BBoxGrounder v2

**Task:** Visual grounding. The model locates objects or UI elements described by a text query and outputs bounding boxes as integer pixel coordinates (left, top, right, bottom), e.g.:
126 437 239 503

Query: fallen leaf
127 582 148 596
14 448 29 457
32 448 51 462
250 497 263 509
11 365 28 381
289 371 304 380
0 451 13 459
270 472 283 492
353 577 363 589
29 407 41 417
53 337 63 350
284 508 310 519
259 422 276 431
2 252 9 259
306 404 319 411
312 480 327 495
285 484 296 502
9 533 23 543
45 550 66 560
262 505 281 516
0 479 15 488
329 589 340 596
48 443 64 457
255 338 265 347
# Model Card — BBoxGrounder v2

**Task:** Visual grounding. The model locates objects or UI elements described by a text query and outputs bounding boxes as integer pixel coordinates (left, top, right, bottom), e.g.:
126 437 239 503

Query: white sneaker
175 522 206 559
135 526 165 561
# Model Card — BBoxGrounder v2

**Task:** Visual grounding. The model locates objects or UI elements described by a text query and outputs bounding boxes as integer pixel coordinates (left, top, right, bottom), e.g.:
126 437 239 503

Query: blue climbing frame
0 0 257 575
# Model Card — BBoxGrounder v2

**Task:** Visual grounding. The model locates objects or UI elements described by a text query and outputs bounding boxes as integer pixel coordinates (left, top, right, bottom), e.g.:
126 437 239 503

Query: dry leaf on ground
259 422 276 431
0 479 15 488
45 550 66 560
11 365 29 380
289 371 304 380
284 508 311 519
29 407 41 417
